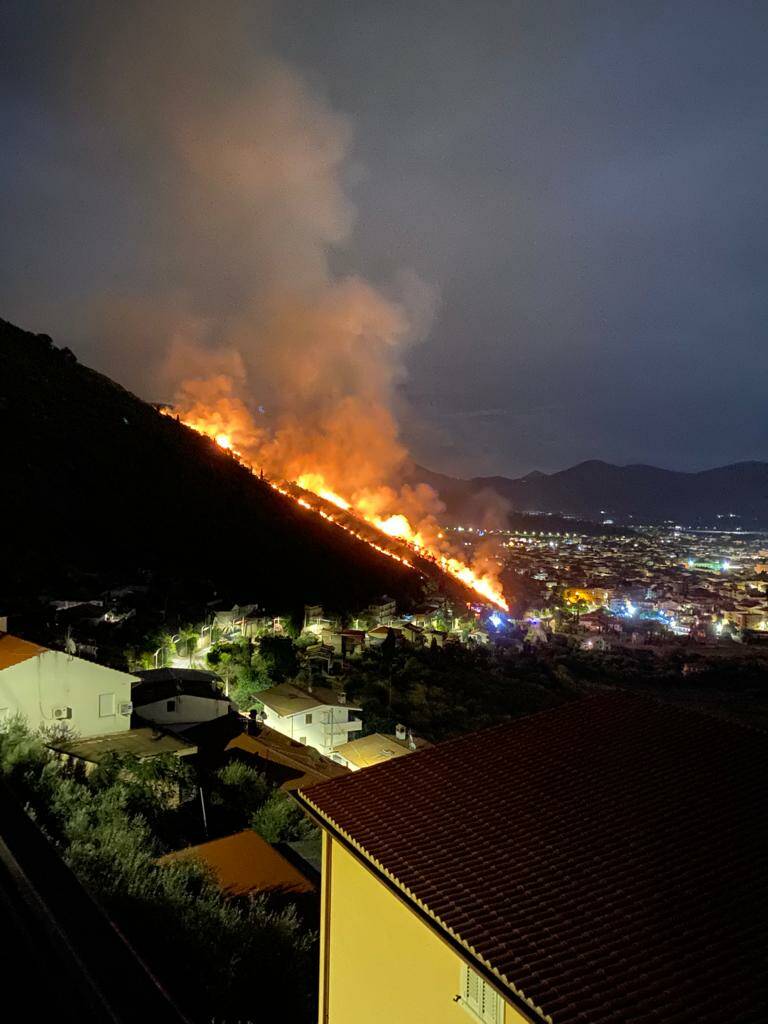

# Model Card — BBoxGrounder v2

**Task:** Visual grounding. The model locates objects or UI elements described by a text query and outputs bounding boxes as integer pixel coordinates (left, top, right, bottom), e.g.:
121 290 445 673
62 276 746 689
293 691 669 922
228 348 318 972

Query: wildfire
296 473 350 510
164 408 508 610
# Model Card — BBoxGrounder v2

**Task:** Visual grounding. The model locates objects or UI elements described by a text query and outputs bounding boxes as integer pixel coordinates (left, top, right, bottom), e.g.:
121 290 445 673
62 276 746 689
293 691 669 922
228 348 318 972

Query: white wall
0 650 134 737
262 705 362 756
136 694 231 728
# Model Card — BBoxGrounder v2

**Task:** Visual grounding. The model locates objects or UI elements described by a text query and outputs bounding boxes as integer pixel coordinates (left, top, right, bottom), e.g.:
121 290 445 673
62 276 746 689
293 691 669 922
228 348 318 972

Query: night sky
2 1 767 478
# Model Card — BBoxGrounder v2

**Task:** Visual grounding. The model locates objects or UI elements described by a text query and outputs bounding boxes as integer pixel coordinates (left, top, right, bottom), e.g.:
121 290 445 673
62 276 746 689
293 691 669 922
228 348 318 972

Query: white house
257 682 362 758
132 668 232 732
0 632 135 736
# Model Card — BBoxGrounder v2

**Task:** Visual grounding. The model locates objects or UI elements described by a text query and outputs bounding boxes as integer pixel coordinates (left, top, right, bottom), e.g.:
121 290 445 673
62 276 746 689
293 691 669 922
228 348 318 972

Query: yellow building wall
319 833 532 1024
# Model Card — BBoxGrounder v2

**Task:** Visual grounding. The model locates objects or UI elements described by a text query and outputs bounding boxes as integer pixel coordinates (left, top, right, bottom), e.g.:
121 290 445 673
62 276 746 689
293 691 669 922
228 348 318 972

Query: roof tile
301 695 768 1024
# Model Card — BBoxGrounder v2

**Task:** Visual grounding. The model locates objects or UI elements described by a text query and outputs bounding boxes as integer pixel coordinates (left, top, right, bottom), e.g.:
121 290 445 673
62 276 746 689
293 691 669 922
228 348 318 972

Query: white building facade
0 634 135 737
258 683 363 758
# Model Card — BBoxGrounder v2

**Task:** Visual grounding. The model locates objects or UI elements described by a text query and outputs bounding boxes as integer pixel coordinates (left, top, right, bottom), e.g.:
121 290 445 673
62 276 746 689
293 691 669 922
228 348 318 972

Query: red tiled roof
0 632 46 670
299 695 767 1024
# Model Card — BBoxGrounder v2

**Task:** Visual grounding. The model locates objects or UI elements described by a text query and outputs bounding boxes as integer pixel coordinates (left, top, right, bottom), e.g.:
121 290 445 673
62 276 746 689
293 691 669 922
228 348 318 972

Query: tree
0 720 318 1022
177 624 200 667
258 636 298 683
251 790 318 844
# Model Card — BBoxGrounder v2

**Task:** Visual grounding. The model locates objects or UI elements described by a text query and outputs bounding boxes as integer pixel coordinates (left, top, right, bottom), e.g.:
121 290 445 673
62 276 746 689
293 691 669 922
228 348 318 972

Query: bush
0 719 317 1022
251 790 318 844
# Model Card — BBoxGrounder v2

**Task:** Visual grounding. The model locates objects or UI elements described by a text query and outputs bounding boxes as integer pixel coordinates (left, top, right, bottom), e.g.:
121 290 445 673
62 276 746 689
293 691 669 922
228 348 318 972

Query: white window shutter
464 963 480 1008
460 963 503 1024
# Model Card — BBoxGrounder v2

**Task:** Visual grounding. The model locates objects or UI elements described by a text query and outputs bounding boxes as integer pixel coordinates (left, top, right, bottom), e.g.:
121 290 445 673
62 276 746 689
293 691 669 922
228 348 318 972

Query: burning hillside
161 404 508 610
56 2 509 611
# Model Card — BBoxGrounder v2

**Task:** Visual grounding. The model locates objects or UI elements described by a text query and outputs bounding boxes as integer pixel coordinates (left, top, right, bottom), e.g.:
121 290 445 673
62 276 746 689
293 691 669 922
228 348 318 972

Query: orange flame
163 406 508 610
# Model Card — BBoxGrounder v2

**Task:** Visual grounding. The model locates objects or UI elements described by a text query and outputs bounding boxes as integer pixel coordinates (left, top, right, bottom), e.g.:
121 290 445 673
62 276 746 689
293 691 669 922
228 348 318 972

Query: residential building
367 596 397 624
321 629 367 659
227 724 350 791
158 829 315 898
0 632 135 736
257 682 362 757
213 604 257 633
132 668 232 731
47 726 197 769
366 624 401 646
331 726 430 771
297 695 766 1024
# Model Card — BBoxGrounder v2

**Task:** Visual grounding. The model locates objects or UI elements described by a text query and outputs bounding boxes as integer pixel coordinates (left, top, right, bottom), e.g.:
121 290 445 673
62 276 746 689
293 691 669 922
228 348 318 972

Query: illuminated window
458 963 503 1024
98 693 116 717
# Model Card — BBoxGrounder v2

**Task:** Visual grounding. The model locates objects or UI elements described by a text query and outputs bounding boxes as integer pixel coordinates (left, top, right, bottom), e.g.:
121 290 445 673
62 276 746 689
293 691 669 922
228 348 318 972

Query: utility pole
199 786 209 838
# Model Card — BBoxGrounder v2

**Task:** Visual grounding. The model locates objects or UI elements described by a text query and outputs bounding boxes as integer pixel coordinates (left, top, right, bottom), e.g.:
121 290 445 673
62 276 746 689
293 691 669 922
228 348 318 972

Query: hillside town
3 1 768 1018
3 518 768 1020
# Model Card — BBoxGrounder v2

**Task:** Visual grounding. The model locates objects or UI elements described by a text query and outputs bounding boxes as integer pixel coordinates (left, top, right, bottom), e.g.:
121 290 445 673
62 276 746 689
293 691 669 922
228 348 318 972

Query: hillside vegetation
0 318 423 612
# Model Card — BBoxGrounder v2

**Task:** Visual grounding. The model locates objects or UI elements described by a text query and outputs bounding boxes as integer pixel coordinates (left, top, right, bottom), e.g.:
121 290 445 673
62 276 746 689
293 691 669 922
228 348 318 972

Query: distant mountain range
409 459 768 528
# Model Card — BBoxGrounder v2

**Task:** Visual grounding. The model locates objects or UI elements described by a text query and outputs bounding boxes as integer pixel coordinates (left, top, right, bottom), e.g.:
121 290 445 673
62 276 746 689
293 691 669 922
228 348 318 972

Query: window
98 693 116 717
305 713 313 724
458 964 503 1024
299 736 307 745
166 699 177 712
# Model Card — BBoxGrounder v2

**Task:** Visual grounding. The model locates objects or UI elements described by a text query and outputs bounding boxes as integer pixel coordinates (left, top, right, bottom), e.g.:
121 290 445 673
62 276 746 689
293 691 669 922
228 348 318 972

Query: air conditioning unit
52 706 72 721
118 701 133 716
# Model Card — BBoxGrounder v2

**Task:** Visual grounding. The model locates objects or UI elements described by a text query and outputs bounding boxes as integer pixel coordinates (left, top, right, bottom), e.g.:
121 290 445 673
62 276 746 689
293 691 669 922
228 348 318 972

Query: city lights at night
1 2 766 1022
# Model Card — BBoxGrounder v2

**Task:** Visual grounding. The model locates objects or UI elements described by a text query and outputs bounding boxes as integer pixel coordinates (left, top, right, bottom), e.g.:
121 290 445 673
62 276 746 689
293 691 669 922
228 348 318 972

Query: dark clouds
2 1 767 476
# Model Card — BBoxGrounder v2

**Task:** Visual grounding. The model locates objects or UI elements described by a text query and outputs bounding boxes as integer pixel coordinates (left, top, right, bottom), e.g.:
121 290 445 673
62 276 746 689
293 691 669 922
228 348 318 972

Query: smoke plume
62 1 505 603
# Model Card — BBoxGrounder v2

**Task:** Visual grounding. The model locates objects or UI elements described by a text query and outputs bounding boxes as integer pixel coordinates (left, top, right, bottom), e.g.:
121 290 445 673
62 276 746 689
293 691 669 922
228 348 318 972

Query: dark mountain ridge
0 318 424 612
409 458 768 527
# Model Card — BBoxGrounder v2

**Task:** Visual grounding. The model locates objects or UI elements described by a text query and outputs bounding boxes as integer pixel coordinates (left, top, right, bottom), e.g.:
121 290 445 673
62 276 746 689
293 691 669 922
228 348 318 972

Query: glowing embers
167 410 508 610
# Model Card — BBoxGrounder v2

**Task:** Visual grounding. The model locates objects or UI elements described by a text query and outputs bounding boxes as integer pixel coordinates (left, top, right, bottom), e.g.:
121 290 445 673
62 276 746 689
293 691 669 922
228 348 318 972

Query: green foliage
0 721 317 1022
251 790 318 844
342 642 576 742
207 760 272 834
206 638 271 709
258 635 299 682
177 624 200 666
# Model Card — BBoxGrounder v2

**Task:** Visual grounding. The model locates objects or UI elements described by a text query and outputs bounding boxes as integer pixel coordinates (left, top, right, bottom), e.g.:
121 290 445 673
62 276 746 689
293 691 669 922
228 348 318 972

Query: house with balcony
297 694 766 1024
0 632 136 736
257 682 362 758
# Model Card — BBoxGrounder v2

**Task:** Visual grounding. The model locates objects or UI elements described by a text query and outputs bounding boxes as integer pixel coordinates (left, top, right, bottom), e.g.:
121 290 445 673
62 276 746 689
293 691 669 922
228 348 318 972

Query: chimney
395 723 406 741
338 691 346 706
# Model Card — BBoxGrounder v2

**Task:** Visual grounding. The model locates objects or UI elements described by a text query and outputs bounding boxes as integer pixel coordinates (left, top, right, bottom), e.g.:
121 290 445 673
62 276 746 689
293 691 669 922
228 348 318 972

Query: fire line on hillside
161 411 509 610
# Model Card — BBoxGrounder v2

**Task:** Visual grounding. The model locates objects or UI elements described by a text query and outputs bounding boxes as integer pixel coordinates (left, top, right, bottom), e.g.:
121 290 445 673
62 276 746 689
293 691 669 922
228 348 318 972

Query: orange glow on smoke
163 407 508 610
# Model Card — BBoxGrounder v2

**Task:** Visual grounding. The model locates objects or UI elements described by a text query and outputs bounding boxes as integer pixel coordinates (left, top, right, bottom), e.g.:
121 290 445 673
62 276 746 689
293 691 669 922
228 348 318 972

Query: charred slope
0 318 423 611
409 459 768 528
